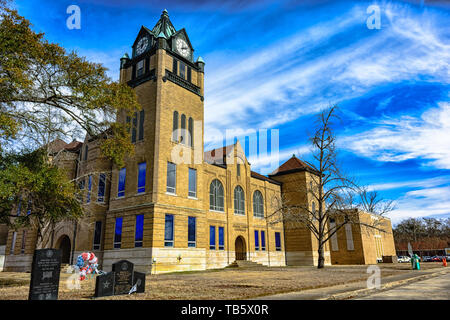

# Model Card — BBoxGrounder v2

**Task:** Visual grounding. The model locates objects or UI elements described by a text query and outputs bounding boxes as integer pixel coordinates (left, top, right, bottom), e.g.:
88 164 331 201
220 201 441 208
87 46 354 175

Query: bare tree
357 187 396 216
269 105 389 268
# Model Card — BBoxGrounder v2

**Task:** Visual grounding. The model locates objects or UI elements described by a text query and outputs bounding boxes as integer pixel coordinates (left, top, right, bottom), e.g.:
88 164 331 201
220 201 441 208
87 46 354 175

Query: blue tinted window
87 175 92 203
166 162 176 194
254 230 259 250
261 230 266 250
209 226 216 250
135 215 144 247
165 214 174 247
188 168 196 197
118 168 126 197
188 217 196 247
138 162 146 193
218 227 224 250
275 232 281 251
114 217 123 249
97 173 106 202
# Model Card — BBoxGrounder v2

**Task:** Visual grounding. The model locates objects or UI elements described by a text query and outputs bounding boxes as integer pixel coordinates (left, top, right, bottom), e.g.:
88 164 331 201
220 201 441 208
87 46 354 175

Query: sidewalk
251 266 450 300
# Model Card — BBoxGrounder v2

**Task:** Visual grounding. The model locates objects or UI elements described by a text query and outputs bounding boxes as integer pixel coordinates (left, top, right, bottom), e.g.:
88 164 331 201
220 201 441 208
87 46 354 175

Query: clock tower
105 9 206 260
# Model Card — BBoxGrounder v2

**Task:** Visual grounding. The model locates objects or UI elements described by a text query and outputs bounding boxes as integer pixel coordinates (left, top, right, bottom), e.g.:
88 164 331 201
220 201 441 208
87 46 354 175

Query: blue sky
13 0 450 224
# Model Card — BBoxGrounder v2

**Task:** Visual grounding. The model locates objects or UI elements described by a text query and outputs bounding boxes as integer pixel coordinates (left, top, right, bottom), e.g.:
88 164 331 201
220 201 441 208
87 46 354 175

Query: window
218 227 224 250
345 224 354 251
164 214 174 247
188 117 193 147
87 175 92 203
234 186 245 215
172 111 179 141
16 198 21 216
166 162 176 194
209 226 216 250
84 145 88 161
237 164 240 177
78 179 85 202
93 221 102 250
261 230 266 251
138 110 145 141
114 217 123 249
188 217 196 247
253 190 264 218
209 179 224 211
21 231 26 254
137 59 144 77
329 218 339 251
131 112 137 143
179 61 186 79
187 67 191 82
135 214 144 248
172 58 178 75
188 168 197 198
275 232 281 251
97 173 106 202
137 162 146 194
312 202 316 214
10 232 17 254
254 230 259 251
118 168 126 197
180 114 186 144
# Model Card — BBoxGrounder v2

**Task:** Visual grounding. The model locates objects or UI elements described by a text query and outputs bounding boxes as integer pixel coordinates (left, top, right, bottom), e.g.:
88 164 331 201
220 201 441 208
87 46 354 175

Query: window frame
135 214 144 248
114 217 123 249
254 230 259 251
209 179 225 212
188 168 197 198
261 230 266 251
93 220 102 250
97 173 106 203
275 232 282 251
117 168 126 198
218 226 225 250
234 185 245 215
137 162 146 194
209 226 216 250
253 190 264 218
188 216 196 248
164 214 174 247
166 162 176 194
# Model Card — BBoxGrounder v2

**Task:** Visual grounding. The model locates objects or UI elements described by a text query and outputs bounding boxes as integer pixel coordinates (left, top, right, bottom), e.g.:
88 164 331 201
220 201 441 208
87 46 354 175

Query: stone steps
226 260 266 269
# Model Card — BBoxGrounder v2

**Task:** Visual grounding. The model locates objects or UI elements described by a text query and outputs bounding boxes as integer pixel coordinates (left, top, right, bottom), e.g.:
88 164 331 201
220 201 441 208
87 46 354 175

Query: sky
12 0 450 225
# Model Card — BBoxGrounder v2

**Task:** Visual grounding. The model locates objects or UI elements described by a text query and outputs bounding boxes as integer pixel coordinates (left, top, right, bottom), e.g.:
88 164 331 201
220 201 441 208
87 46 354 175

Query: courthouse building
2 10 395 273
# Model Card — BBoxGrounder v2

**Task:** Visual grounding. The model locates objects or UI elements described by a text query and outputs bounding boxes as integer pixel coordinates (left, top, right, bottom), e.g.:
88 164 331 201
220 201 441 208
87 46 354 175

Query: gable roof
269 155 320 177
251 171 282 185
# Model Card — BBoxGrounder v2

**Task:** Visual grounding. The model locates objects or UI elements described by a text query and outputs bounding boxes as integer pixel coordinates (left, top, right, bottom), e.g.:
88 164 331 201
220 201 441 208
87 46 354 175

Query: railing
165 70 201 96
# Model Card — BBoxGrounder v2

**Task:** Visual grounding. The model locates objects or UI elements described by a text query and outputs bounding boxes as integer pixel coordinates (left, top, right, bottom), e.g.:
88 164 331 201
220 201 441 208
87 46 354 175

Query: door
235 236 246 260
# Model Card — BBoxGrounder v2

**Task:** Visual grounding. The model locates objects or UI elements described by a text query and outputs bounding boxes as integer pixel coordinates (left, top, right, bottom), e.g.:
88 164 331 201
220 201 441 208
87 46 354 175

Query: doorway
235 236 246 261
57 235 71 264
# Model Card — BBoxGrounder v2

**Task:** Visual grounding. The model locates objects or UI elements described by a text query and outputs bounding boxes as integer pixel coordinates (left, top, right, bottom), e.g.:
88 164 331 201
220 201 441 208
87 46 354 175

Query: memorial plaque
112 260 134 295
133 271 146 293
94 272 114 297
28 249 61 300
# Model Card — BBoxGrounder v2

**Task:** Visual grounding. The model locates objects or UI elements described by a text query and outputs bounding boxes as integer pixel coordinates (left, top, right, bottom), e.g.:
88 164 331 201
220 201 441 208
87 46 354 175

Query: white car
397 256 411 263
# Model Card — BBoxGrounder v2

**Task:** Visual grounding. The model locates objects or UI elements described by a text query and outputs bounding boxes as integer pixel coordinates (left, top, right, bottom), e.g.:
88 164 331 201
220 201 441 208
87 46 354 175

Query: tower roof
151 9 177 39
269 155 319 177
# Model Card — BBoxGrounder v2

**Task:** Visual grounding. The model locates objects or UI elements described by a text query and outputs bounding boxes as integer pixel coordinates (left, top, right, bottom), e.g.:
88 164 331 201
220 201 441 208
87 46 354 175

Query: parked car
398 256 411 263
422 256 432 262
431 256 442 262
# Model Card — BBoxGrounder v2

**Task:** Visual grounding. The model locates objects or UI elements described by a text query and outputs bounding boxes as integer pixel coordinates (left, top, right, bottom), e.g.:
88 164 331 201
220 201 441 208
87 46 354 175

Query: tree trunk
317 242 325 269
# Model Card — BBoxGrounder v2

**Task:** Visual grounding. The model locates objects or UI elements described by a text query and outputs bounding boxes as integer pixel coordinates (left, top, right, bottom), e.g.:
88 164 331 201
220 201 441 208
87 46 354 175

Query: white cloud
342 101 450 169
387 186 450 224
369 176 450 191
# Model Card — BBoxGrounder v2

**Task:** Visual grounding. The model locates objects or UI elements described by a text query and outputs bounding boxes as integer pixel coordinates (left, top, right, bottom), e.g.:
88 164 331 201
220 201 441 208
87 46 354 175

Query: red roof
251 171 281 185
269 156 319 176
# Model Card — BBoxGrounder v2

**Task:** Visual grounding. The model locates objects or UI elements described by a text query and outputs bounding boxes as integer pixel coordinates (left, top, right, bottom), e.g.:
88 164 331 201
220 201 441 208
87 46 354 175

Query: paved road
357 272 450 300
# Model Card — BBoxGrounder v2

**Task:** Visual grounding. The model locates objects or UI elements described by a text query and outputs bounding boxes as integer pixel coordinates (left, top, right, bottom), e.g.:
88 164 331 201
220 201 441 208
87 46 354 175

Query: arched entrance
235 236 246 261
57 235 71 264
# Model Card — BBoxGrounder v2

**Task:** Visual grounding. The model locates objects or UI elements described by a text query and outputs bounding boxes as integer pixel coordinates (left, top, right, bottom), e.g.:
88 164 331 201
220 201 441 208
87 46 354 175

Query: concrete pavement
357 272 450 300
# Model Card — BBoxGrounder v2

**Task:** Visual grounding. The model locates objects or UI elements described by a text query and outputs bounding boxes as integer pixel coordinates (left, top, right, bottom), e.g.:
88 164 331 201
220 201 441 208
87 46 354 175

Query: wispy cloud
341 101 450 169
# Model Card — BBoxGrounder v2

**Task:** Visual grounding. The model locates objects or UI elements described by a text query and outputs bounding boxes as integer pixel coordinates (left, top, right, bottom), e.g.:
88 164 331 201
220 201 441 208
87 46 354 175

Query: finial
196 56 205 63
162 9 169 16
292 154 295 158
121 53 130 59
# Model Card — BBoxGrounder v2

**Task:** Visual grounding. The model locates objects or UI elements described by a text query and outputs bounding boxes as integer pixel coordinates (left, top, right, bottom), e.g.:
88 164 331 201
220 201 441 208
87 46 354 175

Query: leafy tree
0 6 139 163
0 150 83 245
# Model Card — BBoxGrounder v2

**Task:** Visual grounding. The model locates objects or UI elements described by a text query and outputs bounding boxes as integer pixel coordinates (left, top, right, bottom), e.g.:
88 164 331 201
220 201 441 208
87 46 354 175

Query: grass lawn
0 263 444 300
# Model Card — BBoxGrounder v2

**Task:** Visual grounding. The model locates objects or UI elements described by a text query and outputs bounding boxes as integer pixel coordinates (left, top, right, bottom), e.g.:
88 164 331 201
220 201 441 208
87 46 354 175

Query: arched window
210 179 224 211
172 111 179 141
253 190 264 218
234 186 245 215
188 117 193 147
180 114 186 144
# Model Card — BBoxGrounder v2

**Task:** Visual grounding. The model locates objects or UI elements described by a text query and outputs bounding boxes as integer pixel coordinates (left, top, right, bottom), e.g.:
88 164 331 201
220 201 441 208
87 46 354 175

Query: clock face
136 37 149 56
176 38 190 58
